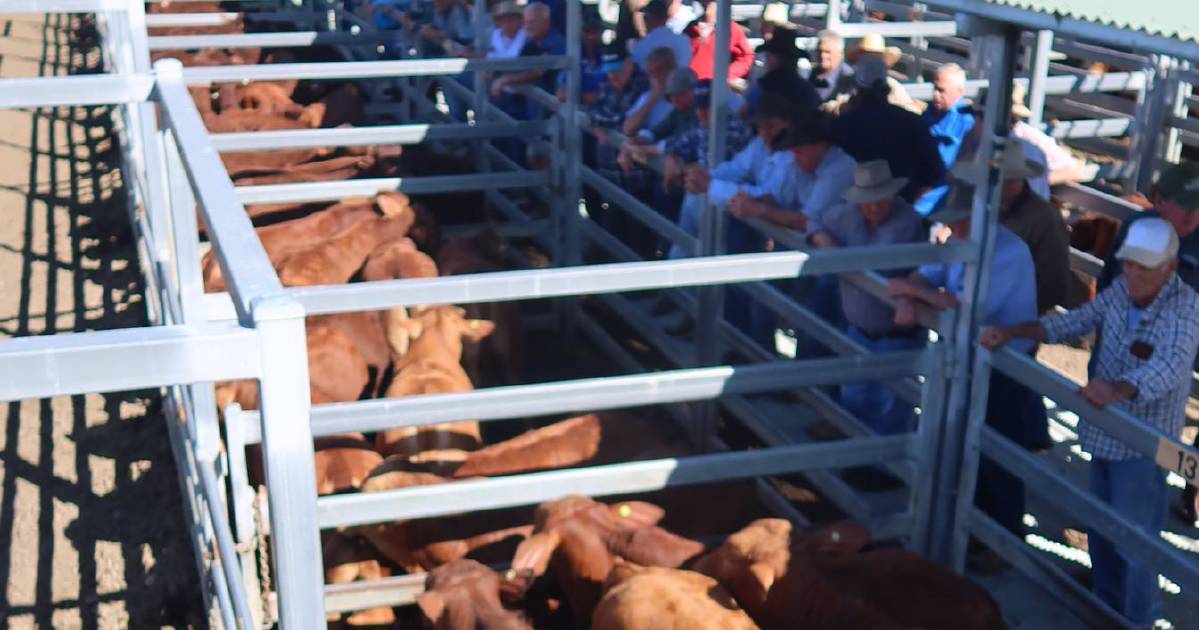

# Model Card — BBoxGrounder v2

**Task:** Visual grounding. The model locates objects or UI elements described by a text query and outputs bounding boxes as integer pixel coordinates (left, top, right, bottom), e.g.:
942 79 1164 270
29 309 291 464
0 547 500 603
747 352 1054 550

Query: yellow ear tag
831 531 841 543
617 504 632 518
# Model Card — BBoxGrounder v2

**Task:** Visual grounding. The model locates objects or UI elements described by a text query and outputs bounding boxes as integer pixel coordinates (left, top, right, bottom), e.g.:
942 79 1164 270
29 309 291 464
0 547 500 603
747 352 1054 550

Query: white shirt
487 27 526 59
631 25 692 71
665 2 698 33
1013 120 1077 174
1019 137 1052 200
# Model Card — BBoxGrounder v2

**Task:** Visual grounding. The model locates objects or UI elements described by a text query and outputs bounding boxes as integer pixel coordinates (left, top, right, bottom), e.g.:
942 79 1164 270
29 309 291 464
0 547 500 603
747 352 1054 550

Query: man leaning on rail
981 217 1199 628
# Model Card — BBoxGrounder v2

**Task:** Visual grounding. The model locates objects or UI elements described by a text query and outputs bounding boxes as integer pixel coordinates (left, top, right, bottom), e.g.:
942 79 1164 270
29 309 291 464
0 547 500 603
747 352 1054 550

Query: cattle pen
0 0 1197 628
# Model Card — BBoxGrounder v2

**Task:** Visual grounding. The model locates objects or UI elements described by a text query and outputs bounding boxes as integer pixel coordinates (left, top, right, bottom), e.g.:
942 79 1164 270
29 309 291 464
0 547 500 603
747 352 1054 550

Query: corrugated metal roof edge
921 0 1199 63
990 0 1199 44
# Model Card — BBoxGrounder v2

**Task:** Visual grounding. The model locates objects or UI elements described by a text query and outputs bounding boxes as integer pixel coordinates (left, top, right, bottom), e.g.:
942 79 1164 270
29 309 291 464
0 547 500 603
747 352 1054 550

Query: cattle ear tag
617 504 632 518
830 531 840 543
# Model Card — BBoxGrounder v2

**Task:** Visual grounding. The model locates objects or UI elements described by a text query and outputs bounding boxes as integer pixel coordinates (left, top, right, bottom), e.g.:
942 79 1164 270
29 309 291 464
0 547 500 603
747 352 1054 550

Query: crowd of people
351 0 1197 625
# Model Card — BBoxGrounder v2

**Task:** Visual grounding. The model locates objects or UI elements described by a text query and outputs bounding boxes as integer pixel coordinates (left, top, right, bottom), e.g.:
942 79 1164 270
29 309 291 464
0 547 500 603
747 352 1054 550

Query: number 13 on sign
1157 438 1199 488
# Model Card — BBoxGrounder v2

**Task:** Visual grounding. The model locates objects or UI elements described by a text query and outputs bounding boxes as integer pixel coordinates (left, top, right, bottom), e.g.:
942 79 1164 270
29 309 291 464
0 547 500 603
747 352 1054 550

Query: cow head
691 518 793 608
419 559 531 630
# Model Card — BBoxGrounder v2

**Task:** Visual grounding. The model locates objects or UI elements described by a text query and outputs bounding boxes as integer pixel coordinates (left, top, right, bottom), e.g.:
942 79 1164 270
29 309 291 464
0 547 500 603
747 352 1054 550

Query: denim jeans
1088 456 1167 628
840 326 923 435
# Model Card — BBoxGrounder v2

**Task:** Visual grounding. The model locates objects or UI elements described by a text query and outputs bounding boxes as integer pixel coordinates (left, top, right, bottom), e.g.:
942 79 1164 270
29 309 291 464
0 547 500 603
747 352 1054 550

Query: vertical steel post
1026 30 1053 128
692 0 731 450
253 297 326 627
908 311 955 555
556 0 583 334
472 0 488 173
1130 55 1171 192
826 0 842 31
926 21 1016 566
1164 61 1192 165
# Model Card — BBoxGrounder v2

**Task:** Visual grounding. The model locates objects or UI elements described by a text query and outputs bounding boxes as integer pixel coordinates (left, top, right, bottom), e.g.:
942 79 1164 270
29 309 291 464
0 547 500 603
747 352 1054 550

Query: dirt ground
0 13 203 629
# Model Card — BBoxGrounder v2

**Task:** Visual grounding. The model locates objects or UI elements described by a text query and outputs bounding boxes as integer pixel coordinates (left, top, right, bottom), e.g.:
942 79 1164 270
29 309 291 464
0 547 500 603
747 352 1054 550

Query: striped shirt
1041 275 1199 460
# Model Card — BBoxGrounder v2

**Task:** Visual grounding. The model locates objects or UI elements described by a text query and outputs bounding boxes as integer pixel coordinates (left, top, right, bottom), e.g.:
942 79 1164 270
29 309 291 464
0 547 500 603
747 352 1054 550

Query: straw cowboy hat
848 33 902 67
975 82 1033 119
760 3 795 29
951 141 1045 183
844 160 909 204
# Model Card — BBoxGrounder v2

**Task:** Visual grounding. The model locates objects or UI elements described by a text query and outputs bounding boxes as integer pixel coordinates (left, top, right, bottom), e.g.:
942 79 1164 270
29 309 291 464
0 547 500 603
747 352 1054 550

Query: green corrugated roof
984 0 1199 45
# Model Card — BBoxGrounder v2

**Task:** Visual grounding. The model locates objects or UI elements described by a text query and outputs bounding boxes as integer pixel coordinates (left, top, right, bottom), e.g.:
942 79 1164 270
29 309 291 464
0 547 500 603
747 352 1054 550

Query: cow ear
417 591 447 624
746 561 776 599
462 319 495 343
375 193 410 218
510 531 561 577
607 501 665 528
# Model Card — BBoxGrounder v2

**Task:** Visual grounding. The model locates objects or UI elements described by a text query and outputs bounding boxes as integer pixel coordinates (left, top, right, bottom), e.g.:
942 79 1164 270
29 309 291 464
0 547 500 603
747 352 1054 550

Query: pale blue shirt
919 226 1038 353
631 26 692 71
665 2 699 33
706 136 791 205
773 145 857 225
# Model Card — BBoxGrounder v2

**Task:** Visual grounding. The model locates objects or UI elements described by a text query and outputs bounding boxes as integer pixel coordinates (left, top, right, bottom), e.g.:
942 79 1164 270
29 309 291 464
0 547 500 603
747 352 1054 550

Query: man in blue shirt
914 64 975 215
889 183 1044 561
490 3 565 165
631 0 692 71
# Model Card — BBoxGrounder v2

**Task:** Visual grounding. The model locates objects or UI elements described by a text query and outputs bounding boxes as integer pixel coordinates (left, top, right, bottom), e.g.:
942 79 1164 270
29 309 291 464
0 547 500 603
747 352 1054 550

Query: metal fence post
826 0 842 31
471 0 488 173
555 0 583 336
908 311 955 555
252 296 326 627
1026 30 1053 128
1163 61 1191 166
926 20 1015 566
1130 55 1172 192
692 0 732 450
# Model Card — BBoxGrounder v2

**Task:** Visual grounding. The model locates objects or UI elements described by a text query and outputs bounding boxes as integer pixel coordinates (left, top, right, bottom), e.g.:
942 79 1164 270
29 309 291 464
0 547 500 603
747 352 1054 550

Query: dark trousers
976 368 1048 536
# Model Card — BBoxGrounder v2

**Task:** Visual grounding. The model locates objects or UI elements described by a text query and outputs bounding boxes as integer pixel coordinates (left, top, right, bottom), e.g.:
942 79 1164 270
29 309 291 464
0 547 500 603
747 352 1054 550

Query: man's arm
622 88 664 136
979 321 1048 349
888 271 959 311
728 194 808 230
1119 309 1199 403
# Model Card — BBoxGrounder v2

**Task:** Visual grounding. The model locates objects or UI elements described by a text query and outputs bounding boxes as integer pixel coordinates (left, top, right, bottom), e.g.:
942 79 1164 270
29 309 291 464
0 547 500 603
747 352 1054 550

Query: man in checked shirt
981 217 1199 628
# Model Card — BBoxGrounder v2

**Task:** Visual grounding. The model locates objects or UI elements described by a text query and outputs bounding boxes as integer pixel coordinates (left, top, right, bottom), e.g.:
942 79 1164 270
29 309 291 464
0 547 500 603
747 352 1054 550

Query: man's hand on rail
664 155 684 191
490 76 508 99
728 192 766 219
683 164 710 194
894 299 920 327
1079 379 1137 408
979 326 1012 350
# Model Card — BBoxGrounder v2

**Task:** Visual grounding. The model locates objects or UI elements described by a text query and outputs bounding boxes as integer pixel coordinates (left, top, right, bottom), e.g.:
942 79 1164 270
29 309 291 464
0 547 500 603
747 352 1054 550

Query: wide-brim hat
756 32 802 58
1154 161 1199 209
848 33 902 67
760 3 795 28
774 112 831 150
951 141 1045 182
844 159 909 204
927 182 975 224
976 82 1033 119
492 0 522 16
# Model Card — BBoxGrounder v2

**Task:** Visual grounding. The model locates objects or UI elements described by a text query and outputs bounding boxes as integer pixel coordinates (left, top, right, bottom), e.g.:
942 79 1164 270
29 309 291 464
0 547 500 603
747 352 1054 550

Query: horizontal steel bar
730 2 827 20
1052 39 1151 70
238 352 924 443
210 121 550 151
145 12 240 27
834 21 958 38
0 324 260 402
1051 181 1142 222
1167 114 1199 136
979 427 1199 593
326 574 426 613
286 242 973 315
181 57 569 85
233 170 551 205
1047 117 1131 139
2 0 130 11
0 75 154 109
1068 247 1103 278
989 348 1199 466
318 435 913 527
149 31 387 51
903 70 1148 103
581 166 696 252
968 508 1129 629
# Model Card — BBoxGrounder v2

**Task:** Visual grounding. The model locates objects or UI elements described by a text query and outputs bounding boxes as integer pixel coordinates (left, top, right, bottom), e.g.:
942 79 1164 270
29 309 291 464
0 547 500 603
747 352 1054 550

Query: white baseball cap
1115 218 1179 269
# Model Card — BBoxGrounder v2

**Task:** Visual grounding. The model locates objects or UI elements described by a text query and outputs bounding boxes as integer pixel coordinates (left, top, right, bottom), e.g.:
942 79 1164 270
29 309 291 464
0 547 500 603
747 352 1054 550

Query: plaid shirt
664 115 754 167
590 72 654 192
1041 275 1199 460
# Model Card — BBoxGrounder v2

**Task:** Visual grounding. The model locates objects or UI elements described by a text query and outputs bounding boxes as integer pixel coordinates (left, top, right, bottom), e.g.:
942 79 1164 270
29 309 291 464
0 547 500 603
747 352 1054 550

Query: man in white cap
981 217 1199 626
890 183 1041 554
804 159 927 436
